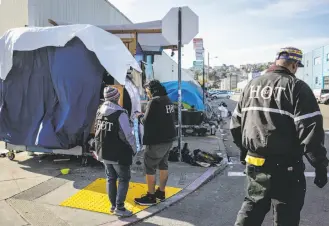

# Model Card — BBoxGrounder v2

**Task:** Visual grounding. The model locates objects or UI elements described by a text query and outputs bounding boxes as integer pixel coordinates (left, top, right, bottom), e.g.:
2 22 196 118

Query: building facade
220 74 239 90
296 44 329 90
0 0 28 36
0 0 130 36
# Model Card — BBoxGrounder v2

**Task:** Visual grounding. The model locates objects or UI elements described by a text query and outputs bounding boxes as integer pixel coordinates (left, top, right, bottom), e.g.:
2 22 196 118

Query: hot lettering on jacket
165 104 174 114
249 85 286 100
95 119 114 131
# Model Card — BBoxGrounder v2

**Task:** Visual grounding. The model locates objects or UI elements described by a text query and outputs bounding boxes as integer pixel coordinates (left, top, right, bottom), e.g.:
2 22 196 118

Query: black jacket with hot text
140 95 177 145
94 105 134 166
230 66 328 168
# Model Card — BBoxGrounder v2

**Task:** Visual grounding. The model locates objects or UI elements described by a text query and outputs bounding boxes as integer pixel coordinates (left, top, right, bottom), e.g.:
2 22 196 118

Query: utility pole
202 50 205 104
207 52 210 88
229 73 231 90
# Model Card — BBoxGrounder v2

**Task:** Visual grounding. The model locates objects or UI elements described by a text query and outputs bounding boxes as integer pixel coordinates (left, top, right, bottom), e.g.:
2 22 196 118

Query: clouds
215 37 329 65
107 0 329 68
246 0 329 18
108 0 138 15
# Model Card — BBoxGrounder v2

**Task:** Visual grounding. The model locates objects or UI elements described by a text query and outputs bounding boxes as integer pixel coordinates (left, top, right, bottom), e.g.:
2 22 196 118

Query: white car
313 89 329 104
320 92 329 104
211 91 231 99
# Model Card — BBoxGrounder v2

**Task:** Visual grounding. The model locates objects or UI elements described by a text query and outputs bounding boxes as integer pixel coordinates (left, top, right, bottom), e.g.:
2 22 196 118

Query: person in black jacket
93 86 136 217
134 80 177 206
231 47 328 226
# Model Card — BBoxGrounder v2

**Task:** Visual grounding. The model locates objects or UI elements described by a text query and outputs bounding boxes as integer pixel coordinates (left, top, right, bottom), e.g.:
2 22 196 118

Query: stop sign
162 6 199 45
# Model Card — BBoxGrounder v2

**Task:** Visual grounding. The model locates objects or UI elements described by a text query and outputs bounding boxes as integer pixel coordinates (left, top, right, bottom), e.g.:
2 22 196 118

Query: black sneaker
114 207 133 217
155 188 165 202
134 193 156 206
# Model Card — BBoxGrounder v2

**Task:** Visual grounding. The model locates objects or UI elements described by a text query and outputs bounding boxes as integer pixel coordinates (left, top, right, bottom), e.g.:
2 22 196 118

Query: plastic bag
218 105 228 118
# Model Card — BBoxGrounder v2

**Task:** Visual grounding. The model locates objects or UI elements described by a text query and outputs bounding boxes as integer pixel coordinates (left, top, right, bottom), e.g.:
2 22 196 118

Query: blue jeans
104 164 131 209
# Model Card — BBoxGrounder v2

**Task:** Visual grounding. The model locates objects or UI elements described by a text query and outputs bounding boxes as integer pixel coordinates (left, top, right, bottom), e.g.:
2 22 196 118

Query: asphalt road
136 98 329 226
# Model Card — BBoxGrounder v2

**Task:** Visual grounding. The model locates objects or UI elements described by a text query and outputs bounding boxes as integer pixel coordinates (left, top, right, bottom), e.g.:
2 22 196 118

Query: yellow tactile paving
60 178 182 215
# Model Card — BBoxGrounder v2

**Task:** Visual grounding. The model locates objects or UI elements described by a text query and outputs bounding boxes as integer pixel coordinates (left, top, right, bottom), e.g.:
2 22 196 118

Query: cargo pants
234 160 306 226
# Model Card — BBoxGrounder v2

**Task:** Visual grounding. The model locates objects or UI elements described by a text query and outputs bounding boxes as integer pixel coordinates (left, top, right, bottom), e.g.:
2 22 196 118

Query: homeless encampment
0 25 141 150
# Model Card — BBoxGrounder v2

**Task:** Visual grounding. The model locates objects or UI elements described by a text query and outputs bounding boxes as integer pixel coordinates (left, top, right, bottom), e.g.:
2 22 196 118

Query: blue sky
110 0 329 68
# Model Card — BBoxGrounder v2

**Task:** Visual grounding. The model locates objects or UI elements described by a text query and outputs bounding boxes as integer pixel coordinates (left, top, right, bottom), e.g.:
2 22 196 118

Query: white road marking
228 172 245 176
228 171 329 177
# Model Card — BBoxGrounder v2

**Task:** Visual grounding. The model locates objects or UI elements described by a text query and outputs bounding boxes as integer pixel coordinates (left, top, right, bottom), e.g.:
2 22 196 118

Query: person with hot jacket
134 80 177 206
93 86 136 217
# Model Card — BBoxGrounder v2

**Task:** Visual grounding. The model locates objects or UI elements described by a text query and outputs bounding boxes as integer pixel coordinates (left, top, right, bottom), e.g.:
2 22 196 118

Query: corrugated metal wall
0 0 28 36
28 0 131 27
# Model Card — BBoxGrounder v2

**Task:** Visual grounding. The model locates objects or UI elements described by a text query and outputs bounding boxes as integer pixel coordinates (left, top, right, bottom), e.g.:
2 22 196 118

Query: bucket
60 168 70 175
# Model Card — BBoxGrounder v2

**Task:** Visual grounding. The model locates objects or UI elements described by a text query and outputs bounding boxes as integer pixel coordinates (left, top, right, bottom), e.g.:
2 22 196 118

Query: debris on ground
169 143 223 167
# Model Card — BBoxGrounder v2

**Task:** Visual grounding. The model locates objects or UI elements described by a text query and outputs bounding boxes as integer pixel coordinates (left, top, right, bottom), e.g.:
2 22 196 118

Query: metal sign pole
202 53 205 104
177 7 183 161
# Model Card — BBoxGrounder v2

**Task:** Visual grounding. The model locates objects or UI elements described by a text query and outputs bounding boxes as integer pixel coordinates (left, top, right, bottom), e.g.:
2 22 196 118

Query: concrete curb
101 162 228 226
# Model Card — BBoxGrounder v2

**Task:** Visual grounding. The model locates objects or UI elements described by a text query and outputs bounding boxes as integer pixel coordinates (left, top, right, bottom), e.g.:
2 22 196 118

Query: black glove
314 166 328 188
240 149 247 165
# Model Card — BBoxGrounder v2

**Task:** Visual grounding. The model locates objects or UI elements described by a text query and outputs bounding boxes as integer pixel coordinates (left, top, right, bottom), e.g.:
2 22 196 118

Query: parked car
313 89 329 104
211 91 231 99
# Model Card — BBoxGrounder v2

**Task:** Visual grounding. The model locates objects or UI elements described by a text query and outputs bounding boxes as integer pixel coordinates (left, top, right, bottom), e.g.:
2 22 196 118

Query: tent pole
178 7 183 161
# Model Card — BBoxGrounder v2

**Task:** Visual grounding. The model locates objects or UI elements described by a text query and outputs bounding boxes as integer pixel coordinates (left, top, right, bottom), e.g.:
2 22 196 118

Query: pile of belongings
169 143 223 167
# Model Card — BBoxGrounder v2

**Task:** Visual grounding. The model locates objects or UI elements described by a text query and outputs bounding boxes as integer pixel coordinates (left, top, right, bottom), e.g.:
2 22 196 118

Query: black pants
235 161 306 226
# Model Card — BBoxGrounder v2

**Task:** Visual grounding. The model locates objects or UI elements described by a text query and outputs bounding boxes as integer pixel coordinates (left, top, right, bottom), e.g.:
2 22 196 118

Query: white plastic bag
218 106 228 118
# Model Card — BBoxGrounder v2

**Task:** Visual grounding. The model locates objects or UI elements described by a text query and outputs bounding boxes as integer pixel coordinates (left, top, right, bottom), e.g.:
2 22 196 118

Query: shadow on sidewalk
2 134 225 192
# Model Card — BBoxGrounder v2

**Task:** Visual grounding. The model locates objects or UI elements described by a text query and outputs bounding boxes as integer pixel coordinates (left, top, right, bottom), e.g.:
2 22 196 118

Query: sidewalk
0 136 227 226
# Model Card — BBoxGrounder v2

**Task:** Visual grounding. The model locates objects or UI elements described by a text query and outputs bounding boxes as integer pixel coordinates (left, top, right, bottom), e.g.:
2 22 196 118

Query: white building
220 74 239 90
0 0 28 35
153 53 199 86
0 0 131 36
247 71 261 81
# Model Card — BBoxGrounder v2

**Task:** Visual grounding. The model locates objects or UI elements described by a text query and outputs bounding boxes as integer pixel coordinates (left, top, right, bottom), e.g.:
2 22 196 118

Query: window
315 77 319 84
324 77 329 89
314 57 322 65
327 53 329 62
306 60 309 67
321 89 329 94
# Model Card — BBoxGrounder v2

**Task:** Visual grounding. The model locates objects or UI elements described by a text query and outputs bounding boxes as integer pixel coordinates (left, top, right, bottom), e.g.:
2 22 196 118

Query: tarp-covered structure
0 25 141 149
49 20 176 54
162 81 204 111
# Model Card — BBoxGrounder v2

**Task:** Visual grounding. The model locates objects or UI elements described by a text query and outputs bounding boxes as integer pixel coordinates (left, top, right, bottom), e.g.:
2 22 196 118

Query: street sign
193 38 203 50
162 6 199 45
195 50 204 61
193 60 203 67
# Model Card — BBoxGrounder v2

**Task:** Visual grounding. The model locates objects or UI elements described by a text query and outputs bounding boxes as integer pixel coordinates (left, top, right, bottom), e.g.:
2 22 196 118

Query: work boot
155 188 166 202
110 206 116 213
134 193 157 206
114 207 133 217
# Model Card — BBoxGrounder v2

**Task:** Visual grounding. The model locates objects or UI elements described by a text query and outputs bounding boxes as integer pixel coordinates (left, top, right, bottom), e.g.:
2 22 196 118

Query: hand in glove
240 148 247 166
314 166 328 188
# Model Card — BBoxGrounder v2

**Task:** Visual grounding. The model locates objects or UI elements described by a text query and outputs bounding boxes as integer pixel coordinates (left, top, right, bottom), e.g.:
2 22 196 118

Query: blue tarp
162 81 204 110
0 38 104 149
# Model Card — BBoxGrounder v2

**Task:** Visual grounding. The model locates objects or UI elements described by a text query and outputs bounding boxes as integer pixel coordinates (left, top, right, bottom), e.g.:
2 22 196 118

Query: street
136 98 329 226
